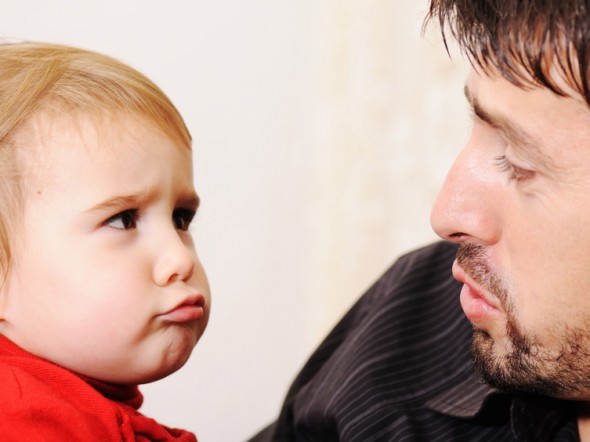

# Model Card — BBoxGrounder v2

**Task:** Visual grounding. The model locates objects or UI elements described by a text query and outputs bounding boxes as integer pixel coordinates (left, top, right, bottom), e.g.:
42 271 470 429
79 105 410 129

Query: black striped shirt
249 242 579 441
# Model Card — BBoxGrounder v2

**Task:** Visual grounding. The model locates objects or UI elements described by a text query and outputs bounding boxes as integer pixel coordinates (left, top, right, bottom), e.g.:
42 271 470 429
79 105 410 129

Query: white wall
0 1 469 440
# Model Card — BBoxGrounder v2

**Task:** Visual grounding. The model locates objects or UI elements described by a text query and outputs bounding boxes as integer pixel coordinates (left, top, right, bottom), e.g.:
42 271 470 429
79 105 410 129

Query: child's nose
153 233 196 286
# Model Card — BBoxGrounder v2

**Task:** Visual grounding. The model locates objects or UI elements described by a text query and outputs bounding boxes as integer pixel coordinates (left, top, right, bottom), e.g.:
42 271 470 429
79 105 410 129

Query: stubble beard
458 243 590 397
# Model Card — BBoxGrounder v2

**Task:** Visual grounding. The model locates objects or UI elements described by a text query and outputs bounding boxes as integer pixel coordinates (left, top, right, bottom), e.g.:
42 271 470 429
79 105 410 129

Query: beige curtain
302 0 469 343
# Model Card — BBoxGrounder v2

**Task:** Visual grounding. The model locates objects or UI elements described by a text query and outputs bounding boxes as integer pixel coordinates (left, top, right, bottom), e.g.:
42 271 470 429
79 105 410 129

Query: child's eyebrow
85 186 200 213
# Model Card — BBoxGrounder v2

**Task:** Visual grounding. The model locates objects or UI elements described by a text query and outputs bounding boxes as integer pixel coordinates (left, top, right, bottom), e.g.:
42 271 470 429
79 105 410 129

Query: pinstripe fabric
249 242 579 441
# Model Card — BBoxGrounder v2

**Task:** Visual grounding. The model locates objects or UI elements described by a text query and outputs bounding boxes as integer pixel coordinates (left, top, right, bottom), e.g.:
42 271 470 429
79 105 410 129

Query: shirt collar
511 395 577 441
425 362 498 418
425 361 577 440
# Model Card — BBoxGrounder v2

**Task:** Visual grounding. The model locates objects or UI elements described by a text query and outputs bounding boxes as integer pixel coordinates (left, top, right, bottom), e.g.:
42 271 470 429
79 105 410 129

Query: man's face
431 68 590 399
0 113 210 385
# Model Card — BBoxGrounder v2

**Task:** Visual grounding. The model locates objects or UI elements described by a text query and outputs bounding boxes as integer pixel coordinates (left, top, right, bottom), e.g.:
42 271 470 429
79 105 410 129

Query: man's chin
471 329 516 390
470 329 576 397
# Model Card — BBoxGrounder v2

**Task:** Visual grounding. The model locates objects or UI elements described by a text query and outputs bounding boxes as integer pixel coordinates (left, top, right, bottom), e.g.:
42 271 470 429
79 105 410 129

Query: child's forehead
15 109 194 190
11 110 194 188
17 109 183 152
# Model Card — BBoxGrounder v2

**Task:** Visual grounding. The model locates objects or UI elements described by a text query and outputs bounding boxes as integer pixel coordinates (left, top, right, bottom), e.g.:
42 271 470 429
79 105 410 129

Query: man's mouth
453 260 502 325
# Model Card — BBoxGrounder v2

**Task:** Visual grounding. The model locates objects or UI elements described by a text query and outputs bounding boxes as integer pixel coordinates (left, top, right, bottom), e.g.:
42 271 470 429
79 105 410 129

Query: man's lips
159 294 206 323
452 261 501 325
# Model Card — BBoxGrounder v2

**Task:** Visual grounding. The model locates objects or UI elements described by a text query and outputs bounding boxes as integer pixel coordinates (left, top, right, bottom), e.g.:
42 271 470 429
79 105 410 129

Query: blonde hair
0 41 192 283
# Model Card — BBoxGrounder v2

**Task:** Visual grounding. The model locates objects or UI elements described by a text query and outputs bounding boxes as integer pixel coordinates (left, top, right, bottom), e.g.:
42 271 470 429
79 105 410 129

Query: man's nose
430 142 502 246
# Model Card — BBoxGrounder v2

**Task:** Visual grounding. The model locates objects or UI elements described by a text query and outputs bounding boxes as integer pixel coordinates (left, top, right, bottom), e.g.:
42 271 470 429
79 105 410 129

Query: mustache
456 243 507 304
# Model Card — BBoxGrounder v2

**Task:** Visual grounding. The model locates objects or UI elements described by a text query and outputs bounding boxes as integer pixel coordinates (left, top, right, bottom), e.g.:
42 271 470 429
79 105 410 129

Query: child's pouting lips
159 294 207 323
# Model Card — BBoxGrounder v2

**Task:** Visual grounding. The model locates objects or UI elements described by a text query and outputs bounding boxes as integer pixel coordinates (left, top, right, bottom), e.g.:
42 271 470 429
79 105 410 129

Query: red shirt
0 334 197 441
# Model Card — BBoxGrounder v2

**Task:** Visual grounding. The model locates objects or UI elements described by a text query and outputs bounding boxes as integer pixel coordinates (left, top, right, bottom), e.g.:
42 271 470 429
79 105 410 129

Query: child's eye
173 208 195 231
104 209 138 230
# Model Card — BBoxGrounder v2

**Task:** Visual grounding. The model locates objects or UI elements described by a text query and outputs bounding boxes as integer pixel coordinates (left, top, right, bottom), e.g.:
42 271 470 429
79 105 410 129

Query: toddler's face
0 113 210 384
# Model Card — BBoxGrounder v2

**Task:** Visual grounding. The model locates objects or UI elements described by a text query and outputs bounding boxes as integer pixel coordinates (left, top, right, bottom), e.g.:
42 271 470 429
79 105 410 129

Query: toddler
0 42 210 441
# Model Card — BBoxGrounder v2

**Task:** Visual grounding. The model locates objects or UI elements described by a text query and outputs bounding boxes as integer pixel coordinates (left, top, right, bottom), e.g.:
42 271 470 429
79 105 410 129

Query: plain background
0 1 470 440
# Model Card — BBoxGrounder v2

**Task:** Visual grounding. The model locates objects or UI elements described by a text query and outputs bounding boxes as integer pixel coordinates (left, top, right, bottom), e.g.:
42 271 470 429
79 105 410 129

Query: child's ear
0 282 7 320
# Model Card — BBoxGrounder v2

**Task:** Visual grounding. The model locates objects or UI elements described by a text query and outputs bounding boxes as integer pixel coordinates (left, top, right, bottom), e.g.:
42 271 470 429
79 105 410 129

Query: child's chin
102 351 196 385
102 331 200 384
150 344 196 382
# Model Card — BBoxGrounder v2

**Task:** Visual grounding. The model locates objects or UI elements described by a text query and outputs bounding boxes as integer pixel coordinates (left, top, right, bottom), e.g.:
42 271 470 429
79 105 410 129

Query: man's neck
578 402 590 441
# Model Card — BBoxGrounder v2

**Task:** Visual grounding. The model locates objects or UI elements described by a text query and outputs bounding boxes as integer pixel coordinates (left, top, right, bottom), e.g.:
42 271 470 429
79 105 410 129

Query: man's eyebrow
463 85 545 157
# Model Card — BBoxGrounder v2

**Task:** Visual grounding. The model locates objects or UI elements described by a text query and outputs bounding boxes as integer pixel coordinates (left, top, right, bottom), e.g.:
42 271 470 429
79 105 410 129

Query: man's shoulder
339 241 464 347
283 240 470 402
250 242 495 442
318 241 468 388
372 240 460 302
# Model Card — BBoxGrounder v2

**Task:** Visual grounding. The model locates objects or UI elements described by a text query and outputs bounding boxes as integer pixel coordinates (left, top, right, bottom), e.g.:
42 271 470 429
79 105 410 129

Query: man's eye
104 209 138 230
173 208 195 231
494 155 536 182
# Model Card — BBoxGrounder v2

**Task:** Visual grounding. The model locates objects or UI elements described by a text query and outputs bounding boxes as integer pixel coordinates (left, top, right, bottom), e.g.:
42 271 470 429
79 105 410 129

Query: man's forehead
465 65 588 106
464 72 549 160
464 67 590 170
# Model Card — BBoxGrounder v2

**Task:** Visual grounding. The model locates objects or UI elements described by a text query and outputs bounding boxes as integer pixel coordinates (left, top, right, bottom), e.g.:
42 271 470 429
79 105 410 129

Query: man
250 1 590 440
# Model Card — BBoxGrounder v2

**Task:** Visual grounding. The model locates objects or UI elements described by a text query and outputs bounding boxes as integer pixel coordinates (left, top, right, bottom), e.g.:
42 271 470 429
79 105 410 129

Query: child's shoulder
0 355 87 400
0 356 129 441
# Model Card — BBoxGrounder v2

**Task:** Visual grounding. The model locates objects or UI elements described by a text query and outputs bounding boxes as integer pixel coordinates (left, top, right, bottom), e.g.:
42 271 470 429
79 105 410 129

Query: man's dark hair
426 0 590 104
